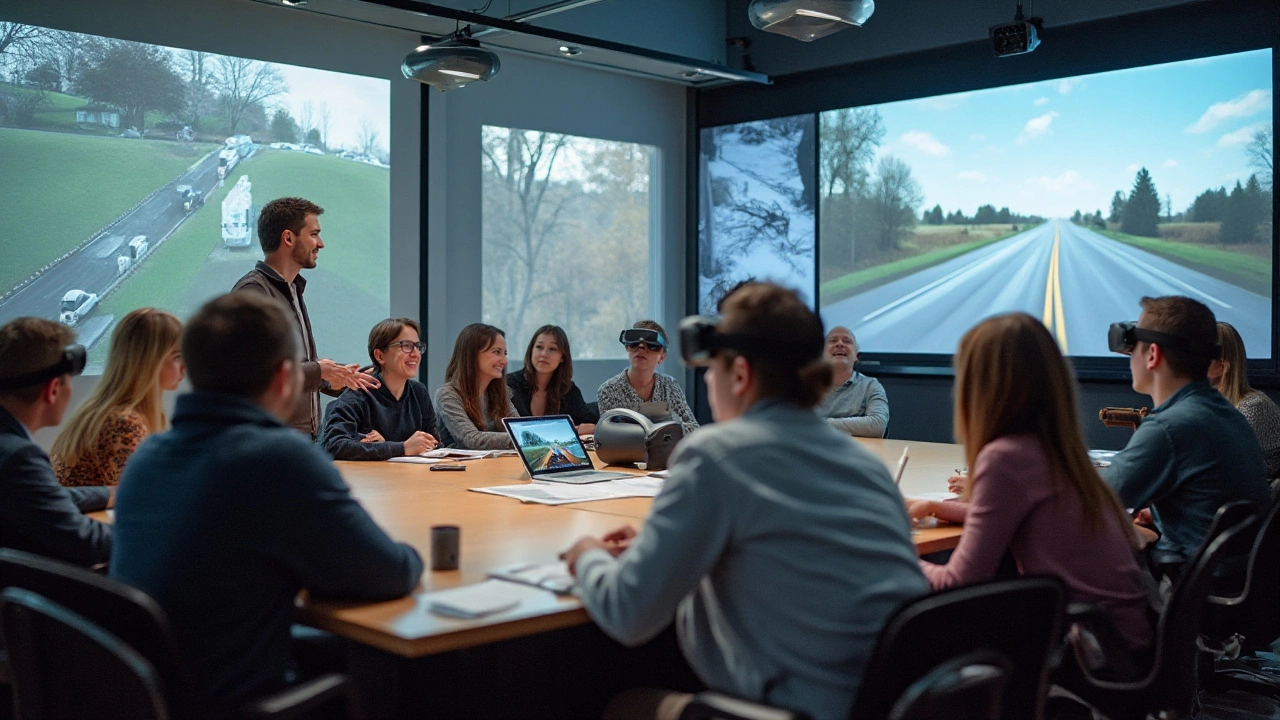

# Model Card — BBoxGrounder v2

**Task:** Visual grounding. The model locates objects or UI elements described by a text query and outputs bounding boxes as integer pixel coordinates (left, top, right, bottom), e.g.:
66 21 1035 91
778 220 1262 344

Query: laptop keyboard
541 469 632 485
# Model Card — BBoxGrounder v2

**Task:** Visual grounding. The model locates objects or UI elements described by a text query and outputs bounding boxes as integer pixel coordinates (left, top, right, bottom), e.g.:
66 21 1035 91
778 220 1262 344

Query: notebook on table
502 415 634 485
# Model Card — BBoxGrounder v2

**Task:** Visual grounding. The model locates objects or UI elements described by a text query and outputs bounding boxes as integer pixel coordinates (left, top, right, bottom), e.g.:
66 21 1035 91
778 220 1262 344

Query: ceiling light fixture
558 45 582 57
747 0 874 42
280 0 307 6
401 30 501 92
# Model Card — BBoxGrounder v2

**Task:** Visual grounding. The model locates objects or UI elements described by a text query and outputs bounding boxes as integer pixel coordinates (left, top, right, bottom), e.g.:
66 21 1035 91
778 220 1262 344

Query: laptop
502 415 634 485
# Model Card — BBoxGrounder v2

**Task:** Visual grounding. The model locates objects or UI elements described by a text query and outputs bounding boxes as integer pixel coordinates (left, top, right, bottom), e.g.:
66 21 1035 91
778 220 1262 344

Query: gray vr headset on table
0 345 87 391
678 316 823 367
1107 322 1220 358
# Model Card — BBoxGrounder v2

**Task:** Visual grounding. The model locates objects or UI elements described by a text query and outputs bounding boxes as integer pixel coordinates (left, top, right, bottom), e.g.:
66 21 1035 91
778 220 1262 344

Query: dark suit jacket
0 406 111 566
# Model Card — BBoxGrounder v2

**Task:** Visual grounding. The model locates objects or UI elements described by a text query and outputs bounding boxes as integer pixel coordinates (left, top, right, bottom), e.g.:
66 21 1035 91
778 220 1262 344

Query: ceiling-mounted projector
747 0 874 42
991 4 1042 57
401 31 500 92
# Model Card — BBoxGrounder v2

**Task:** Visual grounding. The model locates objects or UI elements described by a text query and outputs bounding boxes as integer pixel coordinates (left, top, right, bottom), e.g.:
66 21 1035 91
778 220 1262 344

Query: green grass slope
1098 230 1271 296
0 127 215 291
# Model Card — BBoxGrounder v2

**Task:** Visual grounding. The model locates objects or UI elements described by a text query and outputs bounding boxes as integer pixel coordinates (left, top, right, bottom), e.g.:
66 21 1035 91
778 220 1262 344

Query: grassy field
0 127 216 292
1098 229 1271 296
95 149 390 365
820 224 1024 303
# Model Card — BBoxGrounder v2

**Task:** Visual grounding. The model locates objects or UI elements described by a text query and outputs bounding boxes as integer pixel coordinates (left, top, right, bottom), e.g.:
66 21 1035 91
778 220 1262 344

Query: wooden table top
287 437 966 658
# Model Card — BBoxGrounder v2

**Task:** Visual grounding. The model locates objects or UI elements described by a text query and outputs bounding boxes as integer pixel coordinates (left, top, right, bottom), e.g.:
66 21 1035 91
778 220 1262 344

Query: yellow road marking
1042 223 1069 353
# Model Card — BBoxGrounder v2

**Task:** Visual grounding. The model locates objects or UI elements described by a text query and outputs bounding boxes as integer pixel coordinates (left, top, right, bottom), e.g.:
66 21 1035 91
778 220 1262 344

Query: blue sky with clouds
840 49 1272 219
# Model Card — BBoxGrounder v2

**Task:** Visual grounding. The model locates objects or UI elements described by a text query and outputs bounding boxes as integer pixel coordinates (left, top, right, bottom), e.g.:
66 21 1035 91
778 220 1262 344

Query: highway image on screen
815 49 1273 357
0 23 390 371
514 419 591 471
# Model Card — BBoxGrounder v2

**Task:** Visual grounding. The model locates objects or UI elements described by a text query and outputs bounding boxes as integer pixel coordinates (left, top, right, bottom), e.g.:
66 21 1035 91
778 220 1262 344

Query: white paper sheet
424 580 528 619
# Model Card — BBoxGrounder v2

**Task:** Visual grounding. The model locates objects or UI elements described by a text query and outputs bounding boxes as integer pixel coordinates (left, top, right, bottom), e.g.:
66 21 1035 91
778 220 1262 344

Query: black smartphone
429 464 467 472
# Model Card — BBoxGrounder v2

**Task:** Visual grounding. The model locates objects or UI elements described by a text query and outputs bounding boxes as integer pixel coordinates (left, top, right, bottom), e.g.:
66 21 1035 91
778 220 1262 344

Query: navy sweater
111 393 423 712
320 374 438 461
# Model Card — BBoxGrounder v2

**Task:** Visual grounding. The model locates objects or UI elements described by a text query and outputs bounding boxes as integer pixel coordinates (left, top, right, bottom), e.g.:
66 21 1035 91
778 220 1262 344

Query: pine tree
1121 168 1161 237
1221 176 1266 244
1109 191 1126 224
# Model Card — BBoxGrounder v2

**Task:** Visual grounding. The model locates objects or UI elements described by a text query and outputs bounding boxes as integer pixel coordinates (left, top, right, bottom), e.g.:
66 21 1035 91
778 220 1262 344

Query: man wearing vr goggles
566 283 925 720
596 321 699 435
1102 296 1267 580
0 318 112 568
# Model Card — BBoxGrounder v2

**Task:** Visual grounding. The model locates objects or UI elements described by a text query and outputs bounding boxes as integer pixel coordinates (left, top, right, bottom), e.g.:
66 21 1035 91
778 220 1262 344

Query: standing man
815 326 889 437
0 318 112 567
233 197 377 438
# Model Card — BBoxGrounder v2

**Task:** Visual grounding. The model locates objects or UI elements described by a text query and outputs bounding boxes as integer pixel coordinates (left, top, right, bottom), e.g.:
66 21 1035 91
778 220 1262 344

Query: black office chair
678 577 1065 720
1054 513 1259 720
0 549 361 720
1 587 168 720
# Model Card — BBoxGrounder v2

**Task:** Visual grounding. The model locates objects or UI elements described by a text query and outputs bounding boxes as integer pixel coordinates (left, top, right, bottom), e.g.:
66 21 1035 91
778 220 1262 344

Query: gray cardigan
573 400 928 720
432 382 518 450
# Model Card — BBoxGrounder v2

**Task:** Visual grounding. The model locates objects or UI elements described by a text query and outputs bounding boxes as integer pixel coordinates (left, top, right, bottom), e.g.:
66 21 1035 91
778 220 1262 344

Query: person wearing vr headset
0 318 112 568
1104 296 1268 582
565 283 926 720
596 320 699 435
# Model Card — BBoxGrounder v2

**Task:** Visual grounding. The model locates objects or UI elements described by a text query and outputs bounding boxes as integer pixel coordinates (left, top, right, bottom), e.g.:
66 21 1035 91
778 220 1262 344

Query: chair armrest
679 691 810 720
242 672 362 720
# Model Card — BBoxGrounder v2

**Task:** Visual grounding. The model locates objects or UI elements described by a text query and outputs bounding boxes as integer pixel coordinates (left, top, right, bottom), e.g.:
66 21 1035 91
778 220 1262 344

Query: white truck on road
217 135 255 180
222 176 253 248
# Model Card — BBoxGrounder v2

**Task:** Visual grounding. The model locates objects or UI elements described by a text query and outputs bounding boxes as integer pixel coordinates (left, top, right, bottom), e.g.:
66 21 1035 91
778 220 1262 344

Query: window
481 126 656 359
0 21 391 371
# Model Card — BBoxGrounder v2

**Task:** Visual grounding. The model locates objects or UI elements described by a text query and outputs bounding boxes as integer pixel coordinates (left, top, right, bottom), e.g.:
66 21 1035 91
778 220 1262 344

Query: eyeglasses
625 341 664 353
386 340 426 354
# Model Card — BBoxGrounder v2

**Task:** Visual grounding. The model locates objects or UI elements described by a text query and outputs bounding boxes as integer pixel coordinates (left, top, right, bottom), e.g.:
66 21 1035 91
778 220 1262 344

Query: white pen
894 446 910 487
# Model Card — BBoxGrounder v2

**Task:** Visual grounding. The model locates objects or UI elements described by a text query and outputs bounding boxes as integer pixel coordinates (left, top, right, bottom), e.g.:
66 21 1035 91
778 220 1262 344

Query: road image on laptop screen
511 418 591 472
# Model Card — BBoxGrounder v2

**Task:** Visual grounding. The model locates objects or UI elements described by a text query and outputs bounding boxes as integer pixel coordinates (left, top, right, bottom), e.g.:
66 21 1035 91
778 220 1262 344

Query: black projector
992 18 1041 57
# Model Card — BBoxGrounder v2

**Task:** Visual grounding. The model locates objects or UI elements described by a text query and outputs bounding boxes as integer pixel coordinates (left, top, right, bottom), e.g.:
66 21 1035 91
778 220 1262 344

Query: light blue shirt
574 400 927 720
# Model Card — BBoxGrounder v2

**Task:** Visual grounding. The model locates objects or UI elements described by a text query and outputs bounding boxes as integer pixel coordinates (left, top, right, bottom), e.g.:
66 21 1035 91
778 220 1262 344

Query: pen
894 447 910 487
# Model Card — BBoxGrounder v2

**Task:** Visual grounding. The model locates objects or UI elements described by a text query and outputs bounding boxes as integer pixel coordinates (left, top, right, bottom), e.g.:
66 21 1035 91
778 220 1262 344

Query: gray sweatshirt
815 371 889 438
432 382 517 450
574 400 928 720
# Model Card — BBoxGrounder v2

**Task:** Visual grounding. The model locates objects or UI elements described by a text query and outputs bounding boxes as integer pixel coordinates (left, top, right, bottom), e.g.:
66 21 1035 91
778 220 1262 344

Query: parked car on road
59 290 99 326
176 185 203 213
127 235 149 261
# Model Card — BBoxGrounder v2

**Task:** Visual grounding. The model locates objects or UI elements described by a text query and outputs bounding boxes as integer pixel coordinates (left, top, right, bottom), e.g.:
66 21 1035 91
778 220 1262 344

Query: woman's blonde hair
1215 322 1254 407
954 313 1129 533
52 308 182 467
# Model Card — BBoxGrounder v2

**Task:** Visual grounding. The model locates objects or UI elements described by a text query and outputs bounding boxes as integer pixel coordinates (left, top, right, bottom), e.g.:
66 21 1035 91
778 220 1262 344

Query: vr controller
0 345 87 391
1107 322 1219 358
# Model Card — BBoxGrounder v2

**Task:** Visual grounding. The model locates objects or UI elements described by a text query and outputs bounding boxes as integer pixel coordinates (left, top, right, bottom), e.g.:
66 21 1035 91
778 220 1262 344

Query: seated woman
596 320 699 434
1211 321 1280 480
434 323 518 450
320 318 440 461
565 283 926 720
507 325 598 434
914 313 1152 654
52 308 184 486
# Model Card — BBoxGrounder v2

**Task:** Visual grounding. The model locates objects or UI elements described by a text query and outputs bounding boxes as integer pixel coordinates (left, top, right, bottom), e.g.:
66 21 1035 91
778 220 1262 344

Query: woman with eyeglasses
434 323 519 450
508 325 598 434
320 318 440 461
596 319 699 435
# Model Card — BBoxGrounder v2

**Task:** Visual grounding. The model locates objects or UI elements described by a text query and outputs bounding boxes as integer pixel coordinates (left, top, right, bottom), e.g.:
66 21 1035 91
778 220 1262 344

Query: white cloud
1125 162 1142 174
1187 89 1272 133
1033 97 1050 106
1218 124 1263 147
1054 78 1084 94
899 131 951 157
1161 159 1178 169
958 171 988 182
1030 170 1087 193
1017 112 1059 143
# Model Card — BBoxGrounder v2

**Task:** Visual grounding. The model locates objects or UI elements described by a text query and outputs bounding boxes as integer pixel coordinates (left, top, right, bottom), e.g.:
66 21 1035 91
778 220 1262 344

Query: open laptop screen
503 416 593 475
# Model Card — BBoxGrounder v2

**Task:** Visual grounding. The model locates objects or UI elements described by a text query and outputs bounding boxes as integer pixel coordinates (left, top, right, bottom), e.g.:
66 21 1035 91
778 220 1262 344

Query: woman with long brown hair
507 325 597 434
915 312 1151 652
52 308 184 486
1210 321 1280 479
434 323 518 449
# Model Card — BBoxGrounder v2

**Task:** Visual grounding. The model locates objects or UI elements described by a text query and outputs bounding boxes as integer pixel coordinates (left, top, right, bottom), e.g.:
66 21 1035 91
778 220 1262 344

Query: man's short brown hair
1138 295 1218 379
257 197 323 254
182 293 302 398
368 318 423 371
0 318 76 404
716 282 831 408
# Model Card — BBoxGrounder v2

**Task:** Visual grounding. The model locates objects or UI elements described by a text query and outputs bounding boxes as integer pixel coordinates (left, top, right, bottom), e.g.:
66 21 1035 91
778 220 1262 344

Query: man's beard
293 243 317 269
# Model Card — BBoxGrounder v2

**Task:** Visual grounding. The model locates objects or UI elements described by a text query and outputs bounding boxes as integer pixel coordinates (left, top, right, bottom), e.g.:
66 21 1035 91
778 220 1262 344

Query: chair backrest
0 549 199 718
887 650 1011 720
1208 497 1280 648
1 587 168 720
849 576 1065 720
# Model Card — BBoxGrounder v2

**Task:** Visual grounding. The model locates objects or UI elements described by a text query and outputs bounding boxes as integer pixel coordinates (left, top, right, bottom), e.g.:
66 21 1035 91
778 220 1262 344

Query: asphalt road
0 149 222 330
822 221 1272 357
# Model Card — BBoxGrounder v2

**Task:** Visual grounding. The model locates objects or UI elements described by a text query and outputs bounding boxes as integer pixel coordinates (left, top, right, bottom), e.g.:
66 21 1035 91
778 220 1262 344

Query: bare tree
299 100 314 140
820 107 884 197
870 156 924 250
214 55 285 135
357 119 380 157
0 22 45 61
317 101 331 150
1247 124 1273 192
177 49 216 132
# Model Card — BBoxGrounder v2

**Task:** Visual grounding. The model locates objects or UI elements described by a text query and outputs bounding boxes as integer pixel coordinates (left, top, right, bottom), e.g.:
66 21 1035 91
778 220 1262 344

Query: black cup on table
431 525 460 571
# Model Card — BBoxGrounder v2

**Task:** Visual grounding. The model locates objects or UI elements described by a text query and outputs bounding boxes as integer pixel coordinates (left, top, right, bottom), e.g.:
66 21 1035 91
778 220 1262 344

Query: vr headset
619 328 666 352
678 315 822 367
0 345 87 391
1107 322 1220 358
